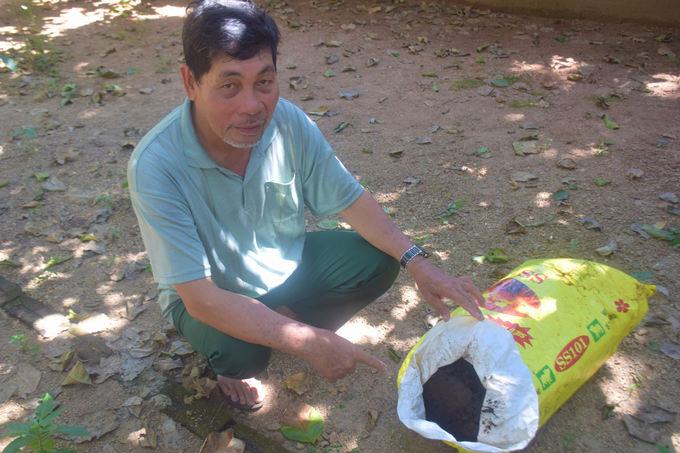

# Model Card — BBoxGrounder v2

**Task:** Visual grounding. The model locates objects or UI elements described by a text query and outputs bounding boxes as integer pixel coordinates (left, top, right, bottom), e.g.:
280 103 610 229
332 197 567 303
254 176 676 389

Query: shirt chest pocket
264 173 301 224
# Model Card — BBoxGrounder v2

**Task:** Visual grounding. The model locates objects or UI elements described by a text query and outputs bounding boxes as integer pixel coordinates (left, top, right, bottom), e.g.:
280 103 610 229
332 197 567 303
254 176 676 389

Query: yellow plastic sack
397 259 655 452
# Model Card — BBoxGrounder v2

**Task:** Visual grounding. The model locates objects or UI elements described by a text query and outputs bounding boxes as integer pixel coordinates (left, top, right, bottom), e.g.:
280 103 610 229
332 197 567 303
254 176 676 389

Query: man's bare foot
217 374 265 409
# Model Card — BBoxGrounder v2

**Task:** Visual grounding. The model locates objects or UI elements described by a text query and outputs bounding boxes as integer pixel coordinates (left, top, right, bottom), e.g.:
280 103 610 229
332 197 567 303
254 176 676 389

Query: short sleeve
129 146 211 285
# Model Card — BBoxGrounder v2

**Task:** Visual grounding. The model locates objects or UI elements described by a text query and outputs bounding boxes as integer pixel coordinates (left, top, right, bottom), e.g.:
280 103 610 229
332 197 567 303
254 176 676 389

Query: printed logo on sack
555 336 590 372
587 319 607 342
488 316 535 348
535 365 556 391
483 278 542 318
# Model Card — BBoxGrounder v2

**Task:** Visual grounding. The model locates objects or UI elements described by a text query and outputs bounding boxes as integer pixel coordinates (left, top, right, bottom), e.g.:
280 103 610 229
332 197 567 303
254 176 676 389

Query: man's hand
303 330 388 383
407 256 486 322
339 191 486 321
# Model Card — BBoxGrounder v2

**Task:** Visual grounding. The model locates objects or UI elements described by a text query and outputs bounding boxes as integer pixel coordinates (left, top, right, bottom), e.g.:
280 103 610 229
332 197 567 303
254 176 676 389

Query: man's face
181 50 279 152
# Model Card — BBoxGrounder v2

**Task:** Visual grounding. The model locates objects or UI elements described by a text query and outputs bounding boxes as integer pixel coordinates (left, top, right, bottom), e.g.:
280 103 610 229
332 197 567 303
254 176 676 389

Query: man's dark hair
183 0 281 84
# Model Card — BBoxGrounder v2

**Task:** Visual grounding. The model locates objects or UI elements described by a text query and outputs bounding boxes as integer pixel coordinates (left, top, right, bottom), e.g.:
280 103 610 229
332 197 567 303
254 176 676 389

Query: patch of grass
509 100 539 108
413 235 430 245
94 194 113 208
448 79 485 91
155 57 172 73
557 430 583 452
9 334 40 361
11 1 63 73
503 75 520 85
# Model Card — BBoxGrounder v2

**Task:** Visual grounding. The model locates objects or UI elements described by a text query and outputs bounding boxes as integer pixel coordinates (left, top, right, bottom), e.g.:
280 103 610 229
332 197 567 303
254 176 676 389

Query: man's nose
237 88 263 115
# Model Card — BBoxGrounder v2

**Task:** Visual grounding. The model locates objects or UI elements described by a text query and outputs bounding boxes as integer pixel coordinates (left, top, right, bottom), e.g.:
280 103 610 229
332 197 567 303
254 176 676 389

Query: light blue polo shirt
128 98 364 322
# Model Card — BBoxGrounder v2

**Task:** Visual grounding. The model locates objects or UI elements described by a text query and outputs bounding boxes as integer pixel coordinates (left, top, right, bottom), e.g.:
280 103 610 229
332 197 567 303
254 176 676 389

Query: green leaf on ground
641 224 675 240
44 255 73 270
555 36 567 43
33 172 50 181
317 220 339 230
594 180 611 186
603 115 619 129
476 44 490 52
630 270 654 281
491 78 509 87
476 147 491 158
334 122 350 133
475 56 486 64
553 189 569 200
126 68 138 74
422 72 437 77
487 248 509 263
98 68 122 78
323 69 336 78
280 404 324 443
0 259 22 266
656 444 671 453
0 54 18 72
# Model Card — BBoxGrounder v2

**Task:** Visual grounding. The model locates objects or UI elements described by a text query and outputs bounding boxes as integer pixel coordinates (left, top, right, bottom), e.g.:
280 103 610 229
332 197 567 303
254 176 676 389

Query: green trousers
171 231 400 379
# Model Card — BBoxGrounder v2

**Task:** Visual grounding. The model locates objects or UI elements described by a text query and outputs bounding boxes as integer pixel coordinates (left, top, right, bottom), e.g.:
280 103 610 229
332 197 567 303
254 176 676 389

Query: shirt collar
181 97 279 170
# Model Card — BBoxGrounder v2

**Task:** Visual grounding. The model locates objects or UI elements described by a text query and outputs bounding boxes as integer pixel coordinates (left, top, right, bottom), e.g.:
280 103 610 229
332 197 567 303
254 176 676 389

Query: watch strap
400 245 429 268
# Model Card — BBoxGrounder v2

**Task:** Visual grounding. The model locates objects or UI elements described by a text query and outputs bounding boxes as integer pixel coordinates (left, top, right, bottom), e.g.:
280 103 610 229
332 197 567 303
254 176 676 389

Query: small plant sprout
9 334 40 361
0 393 90 453
94 194 113 208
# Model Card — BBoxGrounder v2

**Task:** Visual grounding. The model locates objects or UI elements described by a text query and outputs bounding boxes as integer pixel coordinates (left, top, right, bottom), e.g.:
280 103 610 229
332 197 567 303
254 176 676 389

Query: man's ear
180 64 198 100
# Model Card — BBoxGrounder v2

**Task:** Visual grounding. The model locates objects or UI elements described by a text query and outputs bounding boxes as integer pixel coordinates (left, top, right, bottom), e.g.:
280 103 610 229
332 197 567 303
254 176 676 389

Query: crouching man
128 0 485 411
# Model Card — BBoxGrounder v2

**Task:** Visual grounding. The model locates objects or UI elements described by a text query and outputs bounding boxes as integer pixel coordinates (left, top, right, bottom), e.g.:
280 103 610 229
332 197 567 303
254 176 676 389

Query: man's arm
339 191 486 321
174 277 388 382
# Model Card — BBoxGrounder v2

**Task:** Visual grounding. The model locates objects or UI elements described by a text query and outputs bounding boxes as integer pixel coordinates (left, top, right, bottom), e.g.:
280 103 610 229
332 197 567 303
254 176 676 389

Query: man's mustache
228 117 267 128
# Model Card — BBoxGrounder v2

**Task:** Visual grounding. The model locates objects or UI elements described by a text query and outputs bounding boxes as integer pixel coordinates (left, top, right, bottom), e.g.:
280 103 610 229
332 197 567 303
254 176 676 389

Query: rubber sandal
220 386 265 411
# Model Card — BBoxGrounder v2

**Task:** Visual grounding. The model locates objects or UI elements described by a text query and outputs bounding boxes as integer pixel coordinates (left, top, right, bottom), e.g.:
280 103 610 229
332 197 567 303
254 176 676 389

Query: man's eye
223 83 234 89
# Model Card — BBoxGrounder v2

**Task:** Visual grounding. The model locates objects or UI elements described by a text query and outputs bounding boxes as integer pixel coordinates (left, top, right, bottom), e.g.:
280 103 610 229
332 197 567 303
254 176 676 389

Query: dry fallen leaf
8 364 41 398
140 427 158 448
183 376 217 404
558 158 577 169
366 409 380 432
62 361 93 386
505 218 527 234
199 428 245 453
285 372 312 396
48 349 75 372
308 105 329 116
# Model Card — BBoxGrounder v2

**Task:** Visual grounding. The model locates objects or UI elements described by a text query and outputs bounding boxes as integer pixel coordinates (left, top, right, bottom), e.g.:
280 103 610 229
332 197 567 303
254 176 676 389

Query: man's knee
359 239 399 288
208 342 271 379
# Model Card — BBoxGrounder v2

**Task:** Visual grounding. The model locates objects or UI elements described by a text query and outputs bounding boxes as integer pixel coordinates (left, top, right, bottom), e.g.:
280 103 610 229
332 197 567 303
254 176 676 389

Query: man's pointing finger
357 350 388 372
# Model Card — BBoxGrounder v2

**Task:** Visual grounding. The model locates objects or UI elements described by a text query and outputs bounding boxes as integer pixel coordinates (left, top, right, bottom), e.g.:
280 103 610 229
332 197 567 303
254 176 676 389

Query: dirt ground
1 0 679 452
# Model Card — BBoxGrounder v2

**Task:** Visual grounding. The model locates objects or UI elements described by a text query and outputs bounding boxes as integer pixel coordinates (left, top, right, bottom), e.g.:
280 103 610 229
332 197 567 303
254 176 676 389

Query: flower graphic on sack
615 299 629 313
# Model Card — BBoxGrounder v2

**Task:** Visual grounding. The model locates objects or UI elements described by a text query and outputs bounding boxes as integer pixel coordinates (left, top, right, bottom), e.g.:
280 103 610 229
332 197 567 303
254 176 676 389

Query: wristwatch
400 244 430 268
